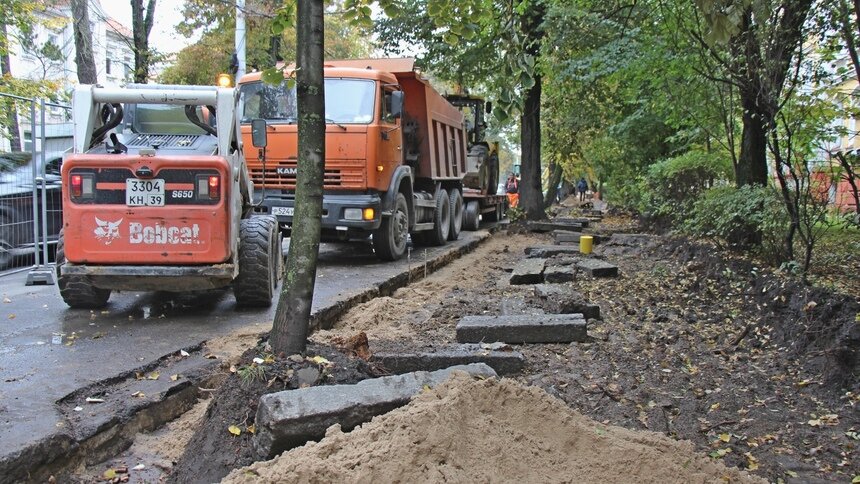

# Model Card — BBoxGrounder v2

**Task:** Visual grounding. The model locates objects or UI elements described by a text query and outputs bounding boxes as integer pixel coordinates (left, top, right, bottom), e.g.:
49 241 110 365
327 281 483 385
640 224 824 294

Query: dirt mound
223 373 763 484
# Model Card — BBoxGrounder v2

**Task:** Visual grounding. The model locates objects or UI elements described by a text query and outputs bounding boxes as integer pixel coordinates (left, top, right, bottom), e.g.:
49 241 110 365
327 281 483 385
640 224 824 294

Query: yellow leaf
709 403 720 412
719 433 731 442
247 424 256 434
264 355 275 364
785 471 798 478
170 374 179 381
228 425 241 436
147 371 159 380
310 355 331 365
808 419 822 427
422 384 432 392
851 475 860 483
103 469 117 479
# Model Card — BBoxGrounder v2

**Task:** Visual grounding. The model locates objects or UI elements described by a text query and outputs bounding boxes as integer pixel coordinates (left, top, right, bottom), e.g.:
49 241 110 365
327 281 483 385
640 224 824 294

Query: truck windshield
239 78 376 124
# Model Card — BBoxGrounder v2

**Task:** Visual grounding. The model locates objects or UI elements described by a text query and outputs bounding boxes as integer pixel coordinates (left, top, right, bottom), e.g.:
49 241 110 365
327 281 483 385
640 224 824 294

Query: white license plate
272 206 294 216
126 178 165 207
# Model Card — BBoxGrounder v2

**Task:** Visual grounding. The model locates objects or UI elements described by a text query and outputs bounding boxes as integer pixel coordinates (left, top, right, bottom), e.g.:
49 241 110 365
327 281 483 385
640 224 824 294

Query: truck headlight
344 208 362 220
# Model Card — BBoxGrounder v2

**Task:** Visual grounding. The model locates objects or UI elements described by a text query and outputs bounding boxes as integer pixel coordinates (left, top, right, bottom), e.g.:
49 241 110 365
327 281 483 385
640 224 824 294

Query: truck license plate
126 179 165 206
272 206 294 216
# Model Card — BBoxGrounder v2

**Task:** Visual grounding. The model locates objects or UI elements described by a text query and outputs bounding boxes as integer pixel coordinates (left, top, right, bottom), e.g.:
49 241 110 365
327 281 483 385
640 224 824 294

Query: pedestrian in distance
577 177 588 202
505 173 519 208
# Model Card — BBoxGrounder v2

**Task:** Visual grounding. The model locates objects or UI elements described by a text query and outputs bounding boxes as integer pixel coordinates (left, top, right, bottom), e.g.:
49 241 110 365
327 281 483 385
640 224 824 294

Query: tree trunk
735 87 769 186
270 0 325 355
834 152 860 216
519 76 545 220
71 0 98 84
131 0 157 83
0 23 22 151
543 161 562 208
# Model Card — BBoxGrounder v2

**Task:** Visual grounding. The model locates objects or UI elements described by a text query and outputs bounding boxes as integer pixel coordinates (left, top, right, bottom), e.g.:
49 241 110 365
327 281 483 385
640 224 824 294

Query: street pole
235 0 246 81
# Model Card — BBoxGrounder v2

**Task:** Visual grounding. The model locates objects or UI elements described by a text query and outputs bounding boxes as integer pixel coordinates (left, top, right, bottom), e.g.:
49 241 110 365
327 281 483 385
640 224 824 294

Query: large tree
269 0 326 354
130 0 156 83
71 0 97 84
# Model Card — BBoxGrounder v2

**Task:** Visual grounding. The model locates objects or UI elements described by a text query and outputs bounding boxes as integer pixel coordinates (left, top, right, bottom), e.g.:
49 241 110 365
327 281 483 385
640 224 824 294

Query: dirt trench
76 205 859 483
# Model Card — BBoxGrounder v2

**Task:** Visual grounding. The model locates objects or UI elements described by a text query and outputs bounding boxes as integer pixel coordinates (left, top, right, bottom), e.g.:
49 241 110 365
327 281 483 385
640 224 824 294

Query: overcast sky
100 0 198 55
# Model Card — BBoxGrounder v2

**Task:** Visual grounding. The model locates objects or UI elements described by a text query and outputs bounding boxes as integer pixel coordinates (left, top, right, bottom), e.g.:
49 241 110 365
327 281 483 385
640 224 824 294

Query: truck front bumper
255 192 383 231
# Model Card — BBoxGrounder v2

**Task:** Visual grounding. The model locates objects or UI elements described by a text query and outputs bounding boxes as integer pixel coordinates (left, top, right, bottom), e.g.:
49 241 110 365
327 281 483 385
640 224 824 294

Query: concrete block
524 246 583 258
553 231 605 245
456 314 587 344
254 364 497 459
509 258 546 284
543 265 577 283
554 217 591 228
373 348 525 375
527 221 584 233
577 258 619 277
533 284 601 319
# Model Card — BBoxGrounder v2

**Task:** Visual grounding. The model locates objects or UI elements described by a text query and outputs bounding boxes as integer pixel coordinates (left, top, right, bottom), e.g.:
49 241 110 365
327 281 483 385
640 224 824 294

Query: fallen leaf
851 476 860 483
309 355 331 366
91 332 106 340
808 419 822 427
252 357 265 365
228 425 242 436
146 371 159 380
709 448 732 458
719 433 731 443
3 297 11 303
134 372 145 380
73 406 83 412
204 354 217 359
103 469 117 479
132 464 145 471
180 349 190 357
170 374 179 382
263 355 276 364
7 314 14 320
709 403 721 412
247 424 256 434
131 391 145 398
745 452 759 471
85 397 105 403
229 365 237 373
802 301 817 312
785 470 798 478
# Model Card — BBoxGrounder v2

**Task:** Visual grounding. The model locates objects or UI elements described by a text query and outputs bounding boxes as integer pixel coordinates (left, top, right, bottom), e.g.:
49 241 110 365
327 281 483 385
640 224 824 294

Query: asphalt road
0 230 490 461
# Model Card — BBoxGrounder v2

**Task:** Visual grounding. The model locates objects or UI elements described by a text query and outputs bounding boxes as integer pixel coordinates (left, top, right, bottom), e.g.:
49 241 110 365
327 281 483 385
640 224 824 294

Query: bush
639 151 733 225
682 185 790 265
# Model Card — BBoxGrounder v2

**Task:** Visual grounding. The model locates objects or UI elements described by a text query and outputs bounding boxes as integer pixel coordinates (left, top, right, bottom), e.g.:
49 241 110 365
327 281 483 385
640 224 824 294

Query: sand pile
223 373 763 483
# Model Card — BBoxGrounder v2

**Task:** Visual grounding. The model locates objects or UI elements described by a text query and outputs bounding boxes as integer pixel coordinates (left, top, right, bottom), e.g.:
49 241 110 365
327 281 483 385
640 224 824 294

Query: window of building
106 58 111 75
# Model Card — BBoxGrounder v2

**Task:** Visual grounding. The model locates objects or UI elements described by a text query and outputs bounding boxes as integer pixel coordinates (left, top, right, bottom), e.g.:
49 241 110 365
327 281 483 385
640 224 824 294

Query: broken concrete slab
527 221 584 233
576 258 619 277
554 217 591 227
553 231 605 245
509 258 546 284
254 363 497 459
456 314 587 344
543 265 577 283
524 245 584 258
533 284 601 319
372 347 525 376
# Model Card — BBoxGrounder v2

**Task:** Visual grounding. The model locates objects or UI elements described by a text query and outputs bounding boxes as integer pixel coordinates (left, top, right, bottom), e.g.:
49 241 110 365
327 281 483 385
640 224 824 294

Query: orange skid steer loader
57 84 281 308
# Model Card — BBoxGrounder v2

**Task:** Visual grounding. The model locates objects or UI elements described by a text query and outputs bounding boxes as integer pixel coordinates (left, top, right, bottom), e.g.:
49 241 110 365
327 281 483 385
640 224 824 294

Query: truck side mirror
391 91 404 119
251 118 267 148
485 101 493 114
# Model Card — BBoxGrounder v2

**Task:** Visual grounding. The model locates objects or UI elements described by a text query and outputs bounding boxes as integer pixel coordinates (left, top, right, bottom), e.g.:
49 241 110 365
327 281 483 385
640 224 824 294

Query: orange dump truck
237 58 500 261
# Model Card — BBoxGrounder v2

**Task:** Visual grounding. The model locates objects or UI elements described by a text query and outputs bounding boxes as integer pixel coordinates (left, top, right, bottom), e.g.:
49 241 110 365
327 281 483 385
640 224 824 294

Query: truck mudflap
258 192 384 231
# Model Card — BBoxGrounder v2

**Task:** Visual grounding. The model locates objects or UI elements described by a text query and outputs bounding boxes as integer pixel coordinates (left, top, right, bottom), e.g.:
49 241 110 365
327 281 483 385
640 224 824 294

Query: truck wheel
447 189 463 241
463 201 480 231
56 231 111 308
373 192 409 261
428 188 451 246
484 201 501 222
234 216 279 307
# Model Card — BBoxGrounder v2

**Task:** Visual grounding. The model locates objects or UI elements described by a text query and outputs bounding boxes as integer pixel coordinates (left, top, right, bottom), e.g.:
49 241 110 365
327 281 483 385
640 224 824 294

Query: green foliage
682 185 790 264
639 150 733 221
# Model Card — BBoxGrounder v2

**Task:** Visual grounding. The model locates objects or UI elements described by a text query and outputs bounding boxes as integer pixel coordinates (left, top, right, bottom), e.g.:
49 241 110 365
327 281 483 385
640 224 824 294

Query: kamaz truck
237 58 504 261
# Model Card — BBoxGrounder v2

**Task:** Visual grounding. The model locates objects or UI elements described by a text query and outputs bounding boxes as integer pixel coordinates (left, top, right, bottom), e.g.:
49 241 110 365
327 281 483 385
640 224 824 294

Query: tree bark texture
0 23 22 151
543 162 562 208
270 0 325 355
131 0 157 83
71 0 97 84
518 3 546 221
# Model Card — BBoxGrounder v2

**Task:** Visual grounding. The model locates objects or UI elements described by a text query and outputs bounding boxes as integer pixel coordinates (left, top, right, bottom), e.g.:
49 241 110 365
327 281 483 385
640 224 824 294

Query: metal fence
0 92 72 284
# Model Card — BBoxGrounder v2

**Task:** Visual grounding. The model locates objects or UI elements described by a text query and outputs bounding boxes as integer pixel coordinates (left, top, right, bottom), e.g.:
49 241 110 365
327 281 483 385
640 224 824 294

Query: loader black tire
234 216 279 307
373 192 409 261
427 188 451 246
463 200 480 231
56 231 111 308
447 188 463 241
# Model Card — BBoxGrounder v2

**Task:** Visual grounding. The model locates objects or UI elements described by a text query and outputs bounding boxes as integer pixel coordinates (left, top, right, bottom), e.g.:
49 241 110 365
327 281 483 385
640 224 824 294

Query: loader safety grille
125 134 201 149
249 159 366 190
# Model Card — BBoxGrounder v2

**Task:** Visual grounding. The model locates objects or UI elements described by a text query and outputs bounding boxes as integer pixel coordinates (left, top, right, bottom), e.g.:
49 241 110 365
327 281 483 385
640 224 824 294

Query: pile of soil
223 372 762 483
167 342 382 483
